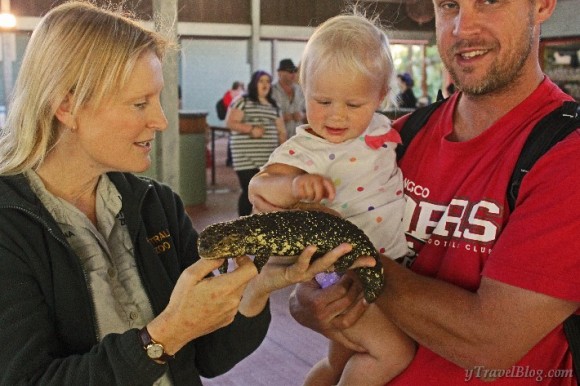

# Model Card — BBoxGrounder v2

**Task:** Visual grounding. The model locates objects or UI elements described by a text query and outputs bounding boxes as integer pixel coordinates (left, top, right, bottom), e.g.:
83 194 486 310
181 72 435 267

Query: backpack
216 97 227 120
397 99 580 384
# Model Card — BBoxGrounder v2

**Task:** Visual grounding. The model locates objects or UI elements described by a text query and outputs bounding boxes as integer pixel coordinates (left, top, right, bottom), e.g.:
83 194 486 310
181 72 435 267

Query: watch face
147 343 165 359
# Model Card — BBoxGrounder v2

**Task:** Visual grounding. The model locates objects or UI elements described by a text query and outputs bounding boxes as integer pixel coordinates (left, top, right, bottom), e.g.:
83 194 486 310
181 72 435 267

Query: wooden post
152 0 180 191
421 44 428 99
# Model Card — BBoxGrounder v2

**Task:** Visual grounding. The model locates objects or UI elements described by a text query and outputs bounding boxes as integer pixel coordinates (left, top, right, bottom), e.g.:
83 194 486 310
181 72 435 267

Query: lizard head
197 222 247 259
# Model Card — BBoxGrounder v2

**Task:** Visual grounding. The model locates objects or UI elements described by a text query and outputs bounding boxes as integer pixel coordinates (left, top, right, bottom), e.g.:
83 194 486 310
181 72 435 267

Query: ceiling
362 0 436 26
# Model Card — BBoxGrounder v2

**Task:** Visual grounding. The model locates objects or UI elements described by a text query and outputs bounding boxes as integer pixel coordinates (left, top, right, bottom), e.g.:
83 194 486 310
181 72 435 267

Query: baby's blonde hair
299 10 397 108
0 1 170 175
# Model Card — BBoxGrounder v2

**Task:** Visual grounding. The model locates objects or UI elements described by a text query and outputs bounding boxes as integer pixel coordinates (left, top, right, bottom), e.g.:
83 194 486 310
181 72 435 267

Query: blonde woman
0 2 353 384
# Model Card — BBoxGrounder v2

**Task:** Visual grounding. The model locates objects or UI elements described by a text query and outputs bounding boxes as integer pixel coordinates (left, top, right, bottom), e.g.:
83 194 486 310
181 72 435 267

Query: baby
249 11 415 386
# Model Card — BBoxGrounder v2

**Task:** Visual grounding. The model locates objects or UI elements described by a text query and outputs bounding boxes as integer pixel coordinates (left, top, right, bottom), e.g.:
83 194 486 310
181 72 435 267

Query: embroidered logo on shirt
147 229 172 254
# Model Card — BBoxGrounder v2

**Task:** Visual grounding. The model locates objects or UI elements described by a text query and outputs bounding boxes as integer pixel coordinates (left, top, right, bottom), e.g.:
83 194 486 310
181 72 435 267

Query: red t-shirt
390 78 580 385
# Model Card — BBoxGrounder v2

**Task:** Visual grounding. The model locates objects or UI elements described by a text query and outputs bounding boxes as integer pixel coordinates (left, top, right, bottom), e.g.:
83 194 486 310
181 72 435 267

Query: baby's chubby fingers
321 179 336 202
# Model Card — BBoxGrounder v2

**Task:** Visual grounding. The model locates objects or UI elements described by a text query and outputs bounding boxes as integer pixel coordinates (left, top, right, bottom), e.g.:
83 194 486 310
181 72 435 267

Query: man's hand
289 271 369 350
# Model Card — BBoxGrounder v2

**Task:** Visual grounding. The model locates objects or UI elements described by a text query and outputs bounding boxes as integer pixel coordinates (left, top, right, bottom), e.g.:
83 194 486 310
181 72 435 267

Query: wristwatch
138 326 174 363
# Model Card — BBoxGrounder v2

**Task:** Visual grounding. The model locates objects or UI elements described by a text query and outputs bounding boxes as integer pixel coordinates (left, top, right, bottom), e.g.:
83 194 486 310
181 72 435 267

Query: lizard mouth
198 233 244 259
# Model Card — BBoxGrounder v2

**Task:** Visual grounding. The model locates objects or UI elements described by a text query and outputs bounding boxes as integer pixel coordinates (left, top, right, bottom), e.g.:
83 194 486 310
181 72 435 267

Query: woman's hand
147 256 258 355
259 243 354 293
239 243 376 320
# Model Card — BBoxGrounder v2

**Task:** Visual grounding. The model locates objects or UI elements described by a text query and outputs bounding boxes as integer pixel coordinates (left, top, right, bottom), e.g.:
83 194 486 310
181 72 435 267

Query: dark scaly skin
197 210 384 303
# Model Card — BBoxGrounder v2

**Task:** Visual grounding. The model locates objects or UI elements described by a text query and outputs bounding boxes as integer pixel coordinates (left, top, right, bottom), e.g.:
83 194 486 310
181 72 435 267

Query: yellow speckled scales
197 210 384 302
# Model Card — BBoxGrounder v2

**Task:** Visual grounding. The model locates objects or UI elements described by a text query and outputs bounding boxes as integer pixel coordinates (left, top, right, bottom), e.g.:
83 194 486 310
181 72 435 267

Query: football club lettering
403 181 501 255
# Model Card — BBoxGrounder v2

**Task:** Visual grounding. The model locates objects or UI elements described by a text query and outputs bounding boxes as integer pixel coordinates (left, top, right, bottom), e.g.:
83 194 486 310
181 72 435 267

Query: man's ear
535 0 557 25
54 93 76 128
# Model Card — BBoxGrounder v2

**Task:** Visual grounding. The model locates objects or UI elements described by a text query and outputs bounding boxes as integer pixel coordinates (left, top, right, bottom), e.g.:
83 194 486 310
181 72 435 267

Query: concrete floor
186 134 328 386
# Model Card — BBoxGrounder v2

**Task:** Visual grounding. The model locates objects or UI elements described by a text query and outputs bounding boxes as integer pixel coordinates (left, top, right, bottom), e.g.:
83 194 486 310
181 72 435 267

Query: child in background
249 11 415 386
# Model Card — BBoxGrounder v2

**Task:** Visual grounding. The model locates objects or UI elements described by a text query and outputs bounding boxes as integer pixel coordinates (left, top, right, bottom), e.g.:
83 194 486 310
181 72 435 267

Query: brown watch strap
138 326 174 363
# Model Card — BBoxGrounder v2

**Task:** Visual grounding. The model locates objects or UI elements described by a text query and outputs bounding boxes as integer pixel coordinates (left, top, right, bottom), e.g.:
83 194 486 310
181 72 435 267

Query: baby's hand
291 174 335 203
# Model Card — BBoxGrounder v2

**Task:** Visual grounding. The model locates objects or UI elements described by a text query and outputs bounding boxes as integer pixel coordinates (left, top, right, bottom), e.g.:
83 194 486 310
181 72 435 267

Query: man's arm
291 259 578 369
381 257 578 369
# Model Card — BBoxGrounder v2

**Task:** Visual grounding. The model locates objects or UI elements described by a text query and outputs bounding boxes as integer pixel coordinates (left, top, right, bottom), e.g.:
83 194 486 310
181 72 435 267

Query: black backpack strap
507 101 579 212
396 98 446 161
436 89 445 102
564 315 580 386
506 101 579 385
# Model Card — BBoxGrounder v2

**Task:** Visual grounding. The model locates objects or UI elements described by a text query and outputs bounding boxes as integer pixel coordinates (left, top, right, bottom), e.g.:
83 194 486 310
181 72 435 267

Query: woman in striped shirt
226 70 287 216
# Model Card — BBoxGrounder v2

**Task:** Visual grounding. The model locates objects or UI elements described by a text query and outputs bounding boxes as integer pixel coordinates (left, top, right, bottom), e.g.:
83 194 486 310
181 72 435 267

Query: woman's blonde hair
0 1 170 175
299 9 397 108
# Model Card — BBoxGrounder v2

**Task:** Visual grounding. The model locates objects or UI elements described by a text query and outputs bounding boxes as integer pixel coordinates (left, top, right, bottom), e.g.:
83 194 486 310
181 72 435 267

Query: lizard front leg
253 255 269 272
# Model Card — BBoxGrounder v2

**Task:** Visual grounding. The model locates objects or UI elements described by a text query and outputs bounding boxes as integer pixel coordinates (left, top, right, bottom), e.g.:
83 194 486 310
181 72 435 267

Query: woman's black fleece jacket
0 172 271 385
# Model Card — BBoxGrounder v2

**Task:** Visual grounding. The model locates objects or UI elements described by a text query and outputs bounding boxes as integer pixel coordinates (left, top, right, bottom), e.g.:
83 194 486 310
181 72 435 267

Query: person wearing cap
396 72 418 109
271 58 306 138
